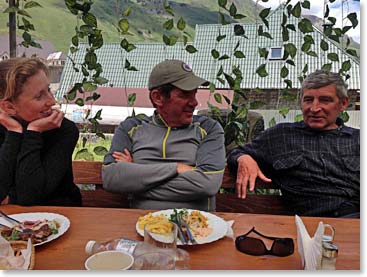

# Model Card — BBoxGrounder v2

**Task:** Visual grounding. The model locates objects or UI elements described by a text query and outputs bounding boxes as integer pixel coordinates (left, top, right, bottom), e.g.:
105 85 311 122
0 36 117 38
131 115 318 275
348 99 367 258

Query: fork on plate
180 220 198 245
0 210 21 226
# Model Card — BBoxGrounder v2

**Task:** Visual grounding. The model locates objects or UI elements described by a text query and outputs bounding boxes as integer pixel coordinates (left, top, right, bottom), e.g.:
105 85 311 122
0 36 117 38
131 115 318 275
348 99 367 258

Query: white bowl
85 250 134 270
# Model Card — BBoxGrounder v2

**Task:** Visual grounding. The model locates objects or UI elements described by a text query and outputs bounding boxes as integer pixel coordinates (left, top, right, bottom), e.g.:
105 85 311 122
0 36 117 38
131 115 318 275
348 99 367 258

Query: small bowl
85 250 134 270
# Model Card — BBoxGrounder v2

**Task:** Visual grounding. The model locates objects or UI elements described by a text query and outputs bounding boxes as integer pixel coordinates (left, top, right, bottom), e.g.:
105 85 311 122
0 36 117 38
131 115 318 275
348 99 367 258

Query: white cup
85 250 134 270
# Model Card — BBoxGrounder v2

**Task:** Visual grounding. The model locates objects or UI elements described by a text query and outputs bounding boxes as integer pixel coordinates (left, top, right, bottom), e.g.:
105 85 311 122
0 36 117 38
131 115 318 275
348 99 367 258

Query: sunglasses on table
235 227 294 257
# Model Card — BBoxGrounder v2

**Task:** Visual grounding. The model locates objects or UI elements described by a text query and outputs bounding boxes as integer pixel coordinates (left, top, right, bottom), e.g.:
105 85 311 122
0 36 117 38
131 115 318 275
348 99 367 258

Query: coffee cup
85 250 134 270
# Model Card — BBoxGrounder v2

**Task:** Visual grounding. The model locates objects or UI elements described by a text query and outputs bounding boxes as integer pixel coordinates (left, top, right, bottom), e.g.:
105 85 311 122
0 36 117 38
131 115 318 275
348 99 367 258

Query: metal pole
9 0 17 57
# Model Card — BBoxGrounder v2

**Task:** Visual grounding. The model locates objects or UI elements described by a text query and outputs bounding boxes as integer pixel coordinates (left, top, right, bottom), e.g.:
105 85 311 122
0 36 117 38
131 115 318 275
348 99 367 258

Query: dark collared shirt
227 118 360 217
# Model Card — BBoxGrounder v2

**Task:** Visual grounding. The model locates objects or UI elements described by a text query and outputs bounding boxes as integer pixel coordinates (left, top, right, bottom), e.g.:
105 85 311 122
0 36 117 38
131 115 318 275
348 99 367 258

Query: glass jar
321 242 338 270
85 238 190 269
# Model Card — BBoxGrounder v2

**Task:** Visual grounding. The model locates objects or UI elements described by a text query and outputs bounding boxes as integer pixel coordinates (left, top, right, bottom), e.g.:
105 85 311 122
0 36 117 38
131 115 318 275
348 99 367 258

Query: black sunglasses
235 227 294 257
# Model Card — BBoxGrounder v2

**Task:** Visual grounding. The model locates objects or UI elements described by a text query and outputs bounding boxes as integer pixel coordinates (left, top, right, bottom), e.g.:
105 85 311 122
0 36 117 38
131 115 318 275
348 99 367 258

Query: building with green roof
57 42 193 98
192 9 359 91
57 4 359 111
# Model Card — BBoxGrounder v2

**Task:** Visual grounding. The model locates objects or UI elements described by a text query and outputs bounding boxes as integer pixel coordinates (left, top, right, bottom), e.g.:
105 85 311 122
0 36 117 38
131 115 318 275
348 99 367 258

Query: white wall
62 104 156 125
62 104 360 130
256 109 360 129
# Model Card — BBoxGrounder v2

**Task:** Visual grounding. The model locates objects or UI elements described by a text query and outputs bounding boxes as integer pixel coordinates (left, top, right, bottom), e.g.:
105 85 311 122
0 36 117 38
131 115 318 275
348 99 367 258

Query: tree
8 0 16 57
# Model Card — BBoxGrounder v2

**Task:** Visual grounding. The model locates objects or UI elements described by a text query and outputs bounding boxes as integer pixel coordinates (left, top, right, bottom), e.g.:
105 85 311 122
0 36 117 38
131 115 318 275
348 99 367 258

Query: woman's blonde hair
0 57 48 102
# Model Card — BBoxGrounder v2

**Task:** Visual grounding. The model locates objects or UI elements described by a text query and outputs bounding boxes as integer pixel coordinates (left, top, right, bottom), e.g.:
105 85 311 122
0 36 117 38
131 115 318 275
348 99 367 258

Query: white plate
0 212 70 246
136 209 228 245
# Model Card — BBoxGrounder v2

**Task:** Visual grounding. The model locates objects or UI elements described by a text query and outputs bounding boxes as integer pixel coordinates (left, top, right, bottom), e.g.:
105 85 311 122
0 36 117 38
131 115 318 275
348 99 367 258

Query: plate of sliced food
0 212 70 246
136 209 228 245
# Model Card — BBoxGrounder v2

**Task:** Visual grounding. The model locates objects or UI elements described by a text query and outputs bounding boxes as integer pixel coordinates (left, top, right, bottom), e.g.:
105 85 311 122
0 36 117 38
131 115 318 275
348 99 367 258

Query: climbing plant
4 0 360 156
3 0 42 49
208 0 359 143
63 0 139 160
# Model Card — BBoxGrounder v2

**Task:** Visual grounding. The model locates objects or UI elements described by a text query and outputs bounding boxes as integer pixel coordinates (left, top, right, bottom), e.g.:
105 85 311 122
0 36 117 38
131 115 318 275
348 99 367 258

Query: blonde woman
0 58 81 206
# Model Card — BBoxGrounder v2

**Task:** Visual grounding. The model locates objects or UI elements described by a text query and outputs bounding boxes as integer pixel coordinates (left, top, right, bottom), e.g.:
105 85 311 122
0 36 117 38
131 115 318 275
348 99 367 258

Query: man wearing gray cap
102 59 225 211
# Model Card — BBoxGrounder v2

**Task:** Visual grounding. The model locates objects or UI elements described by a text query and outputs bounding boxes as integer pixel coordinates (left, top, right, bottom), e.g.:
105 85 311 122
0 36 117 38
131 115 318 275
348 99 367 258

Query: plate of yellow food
0 212 70 246
136 209 228 245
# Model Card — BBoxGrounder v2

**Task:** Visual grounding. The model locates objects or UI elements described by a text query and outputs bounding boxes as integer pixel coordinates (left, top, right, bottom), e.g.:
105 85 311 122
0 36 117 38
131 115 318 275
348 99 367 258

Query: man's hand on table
236 154 272 199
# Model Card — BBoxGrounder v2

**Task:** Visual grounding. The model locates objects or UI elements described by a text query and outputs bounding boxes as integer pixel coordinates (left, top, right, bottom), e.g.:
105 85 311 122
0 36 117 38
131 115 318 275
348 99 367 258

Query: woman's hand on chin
1 196 9 205
27 109 64 133
0 108 23 133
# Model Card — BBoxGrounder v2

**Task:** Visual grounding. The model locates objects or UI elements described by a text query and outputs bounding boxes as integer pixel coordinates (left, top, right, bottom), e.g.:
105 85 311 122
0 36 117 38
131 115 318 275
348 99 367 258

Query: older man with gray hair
227 70 359 217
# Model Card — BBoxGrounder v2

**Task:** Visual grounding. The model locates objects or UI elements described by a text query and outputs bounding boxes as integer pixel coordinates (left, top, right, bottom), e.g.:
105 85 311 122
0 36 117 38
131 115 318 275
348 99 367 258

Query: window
269 47 283 60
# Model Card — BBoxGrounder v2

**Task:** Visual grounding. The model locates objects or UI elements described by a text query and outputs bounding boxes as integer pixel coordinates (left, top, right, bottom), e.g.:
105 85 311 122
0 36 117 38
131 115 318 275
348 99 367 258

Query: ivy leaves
210 0 358 144
5 0 42 48
162 2 197 54
256 64 268 78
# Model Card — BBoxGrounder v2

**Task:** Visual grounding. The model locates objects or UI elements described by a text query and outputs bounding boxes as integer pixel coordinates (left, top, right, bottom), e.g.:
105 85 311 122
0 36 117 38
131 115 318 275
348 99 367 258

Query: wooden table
1 205 359 270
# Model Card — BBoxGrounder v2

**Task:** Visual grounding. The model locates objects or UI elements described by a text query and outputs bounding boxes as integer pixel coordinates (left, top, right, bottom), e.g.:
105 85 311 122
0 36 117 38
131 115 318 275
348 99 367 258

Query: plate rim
136 209 227 245
0 212 70 246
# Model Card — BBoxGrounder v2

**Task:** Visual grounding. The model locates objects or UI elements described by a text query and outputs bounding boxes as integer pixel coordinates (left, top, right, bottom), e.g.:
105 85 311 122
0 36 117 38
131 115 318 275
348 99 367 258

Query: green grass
1 0 78 53
0 0 260 53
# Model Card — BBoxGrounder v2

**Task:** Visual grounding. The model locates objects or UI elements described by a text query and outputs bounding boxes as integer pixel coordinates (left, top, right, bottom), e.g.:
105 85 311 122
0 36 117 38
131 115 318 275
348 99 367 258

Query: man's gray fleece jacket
102 113 225 211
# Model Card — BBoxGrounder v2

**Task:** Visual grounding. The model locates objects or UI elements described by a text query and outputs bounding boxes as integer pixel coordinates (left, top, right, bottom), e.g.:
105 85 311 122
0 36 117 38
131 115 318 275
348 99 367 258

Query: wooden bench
72 161 290 214
216 167 291 215
72 160 130 208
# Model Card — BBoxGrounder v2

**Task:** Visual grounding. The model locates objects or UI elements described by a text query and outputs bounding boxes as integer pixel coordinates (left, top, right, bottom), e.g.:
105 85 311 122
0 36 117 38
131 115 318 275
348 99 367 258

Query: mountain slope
0 0 359 56
0 0 261 53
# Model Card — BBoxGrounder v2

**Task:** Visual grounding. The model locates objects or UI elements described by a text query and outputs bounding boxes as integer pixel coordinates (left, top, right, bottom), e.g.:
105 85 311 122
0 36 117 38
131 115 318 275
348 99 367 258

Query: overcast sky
253 0 360 43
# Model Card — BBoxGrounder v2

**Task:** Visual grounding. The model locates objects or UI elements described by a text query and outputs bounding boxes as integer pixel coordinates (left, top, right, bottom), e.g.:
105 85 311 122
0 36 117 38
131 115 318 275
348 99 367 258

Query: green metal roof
56 42 194 99
192 6 359 90
57 5 359 99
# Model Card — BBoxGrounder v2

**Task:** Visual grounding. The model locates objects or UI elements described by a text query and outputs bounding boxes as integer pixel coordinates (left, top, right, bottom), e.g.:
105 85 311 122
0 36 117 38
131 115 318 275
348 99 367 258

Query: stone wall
241 89 358 110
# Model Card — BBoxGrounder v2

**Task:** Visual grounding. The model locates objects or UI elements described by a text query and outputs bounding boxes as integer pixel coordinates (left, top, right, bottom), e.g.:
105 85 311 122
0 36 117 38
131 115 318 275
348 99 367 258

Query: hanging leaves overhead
256 64 268 77
347 12 358 28
234 24 245 36
291 2 302 18
177 17 186 31
5 0 43 49
298 18 314 33
163 19 174 30
259 8 271 28
327 53 339 62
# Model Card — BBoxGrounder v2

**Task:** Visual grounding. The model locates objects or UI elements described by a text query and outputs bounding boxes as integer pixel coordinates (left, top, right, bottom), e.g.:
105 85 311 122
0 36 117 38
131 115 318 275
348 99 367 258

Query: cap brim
172 75 209 91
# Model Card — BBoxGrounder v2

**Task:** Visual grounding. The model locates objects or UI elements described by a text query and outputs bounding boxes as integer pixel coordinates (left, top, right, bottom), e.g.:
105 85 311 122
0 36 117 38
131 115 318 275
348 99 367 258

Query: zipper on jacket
162 127 171 158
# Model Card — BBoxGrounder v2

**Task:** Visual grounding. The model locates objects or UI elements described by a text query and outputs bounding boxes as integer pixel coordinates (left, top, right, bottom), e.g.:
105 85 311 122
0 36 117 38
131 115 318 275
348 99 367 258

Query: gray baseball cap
148 59 209 91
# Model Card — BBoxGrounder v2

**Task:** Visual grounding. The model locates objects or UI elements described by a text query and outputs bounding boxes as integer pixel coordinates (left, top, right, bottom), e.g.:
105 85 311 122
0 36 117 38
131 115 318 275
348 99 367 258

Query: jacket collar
151 111 169 127
151 111 193 129
296 117 353 135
